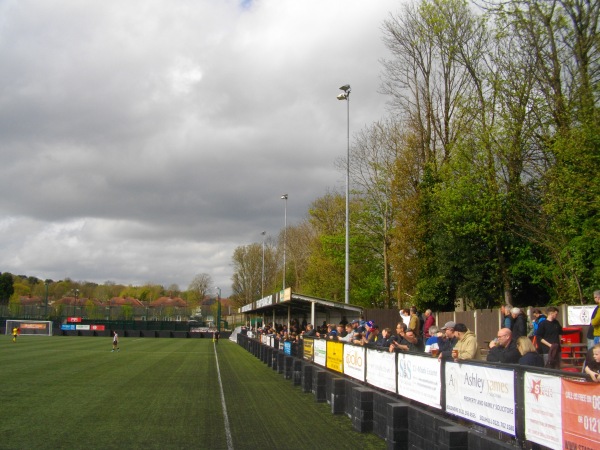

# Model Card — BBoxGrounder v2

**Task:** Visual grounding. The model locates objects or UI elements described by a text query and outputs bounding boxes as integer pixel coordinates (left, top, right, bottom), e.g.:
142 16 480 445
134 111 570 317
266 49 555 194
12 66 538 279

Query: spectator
335 324 346 338
502 304 514 330
529 308 547 351
584 343 600 382
453 323 478 361
587 290 600 349
338 324 354 342
530 308 547 336
389 322 406 344
400 309 411 327
437 322 458 360
487 328 520 364
377 327 395 348
516 336 544 367
389 322 418 352
510 308 528 340
535 306 563 368
303 324 318 337
405 329 423 352
362 323 380 346
409 307 421 337
423 309 435 338
424 325 440 354
326 324 337 339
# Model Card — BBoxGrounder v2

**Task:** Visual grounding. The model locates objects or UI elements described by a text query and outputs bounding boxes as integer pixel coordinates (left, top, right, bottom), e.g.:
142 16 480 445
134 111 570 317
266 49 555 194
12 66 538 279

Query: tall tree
187 273 213 304
230 243 265 307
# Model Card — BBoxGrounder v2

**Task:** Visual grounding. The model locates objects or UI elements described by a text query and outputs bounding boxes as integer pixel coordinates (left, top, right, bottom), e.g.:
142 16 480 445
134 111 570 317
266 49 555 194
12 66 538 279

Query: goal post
5 320 53 336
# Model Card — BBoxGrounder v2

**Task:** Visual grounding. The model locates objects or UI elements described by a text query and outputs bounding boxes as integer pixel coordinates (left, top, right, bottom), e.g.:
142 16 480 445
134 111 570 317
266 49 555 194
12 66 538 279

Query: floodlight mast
281 194 288 290
337 84 350 304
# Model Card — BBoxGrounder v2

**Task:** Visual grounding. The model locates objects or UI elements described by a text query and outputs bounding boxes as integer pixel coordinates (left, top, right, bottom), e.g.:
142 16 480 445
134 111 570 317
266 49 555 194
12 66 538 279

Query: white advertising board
397 353 442 409
523 372 562 450
567 305 596 326
445 363 516 435
343 345 366 382
366 348 396 393
313 339 327 366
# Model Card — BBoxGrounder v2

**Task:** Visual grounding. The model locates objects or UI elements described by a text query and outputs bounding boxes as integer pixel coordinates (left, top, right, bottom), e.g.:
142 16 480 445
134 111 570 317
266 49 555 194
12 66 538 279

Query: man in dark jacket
510 307 528 340
535 306 563 367
487 328 520 364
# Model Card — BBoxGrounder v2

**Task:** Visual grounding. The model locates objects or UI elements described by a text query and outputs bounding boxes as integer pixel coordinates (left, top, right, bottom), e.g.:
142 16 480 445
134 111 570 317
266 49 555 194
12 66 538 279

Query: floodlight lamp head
281 194 288 200
337 93 348 100
339 84 351 92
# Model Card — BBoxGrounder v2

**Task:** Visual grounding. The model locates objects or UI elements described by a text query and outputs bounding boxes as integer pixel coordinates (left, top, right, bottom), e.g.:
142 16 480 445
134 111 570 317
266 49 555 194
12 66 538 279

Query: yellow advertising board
326 340 344 373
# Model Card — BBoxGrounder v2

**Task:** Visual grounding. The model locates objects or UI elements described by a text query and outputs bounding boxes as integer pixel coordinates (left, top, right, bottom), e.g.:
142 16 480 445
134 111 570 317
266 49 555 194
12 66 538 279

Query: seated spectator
487 328 520 364
453 323 478 360
424 325 440 354
584 344 600 382
437 322 457 360
516 336 544 367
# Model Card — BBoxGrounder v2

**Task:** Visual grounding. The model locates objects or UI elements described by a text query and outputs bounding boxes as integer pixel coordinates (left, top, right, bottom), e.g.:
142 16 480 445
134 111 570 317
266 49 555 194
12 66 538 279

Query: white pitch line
214 342 234 450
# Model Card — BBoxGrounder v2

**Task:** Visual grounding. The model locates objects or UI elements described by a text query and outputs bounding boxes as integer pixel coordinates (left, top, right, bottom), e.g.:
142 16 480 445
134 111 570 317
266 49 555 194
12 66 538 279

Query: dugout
239 288 363 331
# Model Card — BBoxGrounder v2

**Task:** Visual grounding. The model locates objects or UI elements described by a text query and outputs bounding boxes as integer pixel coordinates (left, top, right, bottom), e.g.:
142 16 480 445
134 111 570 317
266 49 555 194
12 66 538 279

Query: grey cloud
0 0 398 295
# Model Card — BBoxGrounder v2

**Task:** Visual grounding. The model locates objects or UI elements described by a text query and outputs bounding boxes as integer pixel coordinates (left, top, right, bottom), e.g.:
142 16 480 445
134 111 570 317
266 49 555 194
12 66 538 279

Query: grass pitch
0 336 386 450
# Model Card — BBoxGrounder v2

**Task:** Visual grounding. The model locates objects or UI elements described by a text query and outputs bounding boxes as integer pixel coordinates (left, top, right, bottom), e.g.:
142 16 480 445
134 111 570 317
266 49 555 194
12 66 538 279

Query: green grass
0 336 386 450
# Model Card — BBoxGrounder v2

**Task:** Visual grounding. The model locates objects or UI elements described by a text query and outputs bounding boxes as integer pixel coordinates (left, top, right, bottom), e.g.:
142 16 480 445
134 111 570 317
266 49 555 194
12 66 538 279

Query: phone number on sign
579 415 600 434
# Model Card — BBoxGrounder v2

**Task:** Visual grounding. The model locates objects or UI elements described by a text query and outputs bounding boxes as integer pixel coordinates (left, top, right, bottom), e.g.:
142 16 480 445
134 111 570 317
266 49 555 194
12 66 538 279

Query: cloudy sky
0 0 399 296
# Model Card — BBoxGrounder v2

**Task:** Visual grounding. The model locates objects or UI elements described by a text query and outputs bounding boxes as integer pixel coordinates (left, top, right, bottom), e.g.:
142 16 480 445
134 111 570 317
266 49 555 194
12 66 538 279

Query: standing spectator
452 323 478 361
530 308 547 351
487 328 520 364
400 309 411 327
516 336 544 367
423 309 435 338
535 306 563 368
437 322 458 360
587 290 600 349
409 307 421 337
584 344 600 382
502 304 514 330
530 308 547 335
510 307 528 340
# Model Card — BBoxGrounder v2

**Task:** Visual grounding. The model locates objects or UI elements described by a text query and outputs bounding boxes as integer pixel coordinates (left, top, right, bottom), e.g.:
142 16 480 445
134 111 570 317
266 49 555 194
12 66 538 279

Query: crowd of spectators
248 297 600 381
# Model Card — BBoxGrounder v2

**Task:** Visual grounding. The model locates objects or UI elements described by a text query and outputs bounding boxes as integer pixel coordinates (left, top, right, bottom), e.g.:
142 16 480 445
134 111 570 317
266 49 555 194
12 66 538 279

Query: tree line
0 272 216 309
229 0 599 311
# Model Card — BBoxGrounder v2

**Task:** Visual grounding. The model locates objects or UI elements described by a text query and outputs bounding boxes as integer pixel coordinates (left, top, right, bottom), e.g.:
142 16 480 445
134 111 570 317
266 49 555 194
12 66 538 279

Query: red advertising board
67 317 82 323
562 378 600 449
90 325 105 331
